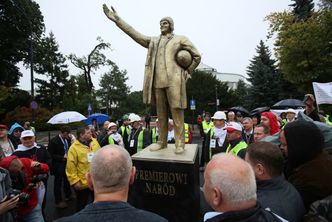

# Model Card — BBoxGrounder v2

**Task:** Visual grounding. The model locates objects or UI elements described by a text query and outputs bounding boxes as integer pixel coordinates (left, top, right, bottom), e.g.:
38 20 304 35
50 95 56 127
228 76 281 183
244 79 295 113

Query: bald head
90 145 133 193
203 153 256 211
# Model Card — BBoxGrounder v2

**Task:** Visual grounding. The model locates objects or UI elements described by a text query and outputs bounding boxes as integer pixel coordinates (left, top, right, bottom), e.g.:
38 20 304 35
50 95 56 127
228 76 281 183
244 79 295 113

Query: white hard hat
128 113 136 121
212 111 226 120
130 114 141 123
107 122 117 129
168 119 174 125
286 108 296 114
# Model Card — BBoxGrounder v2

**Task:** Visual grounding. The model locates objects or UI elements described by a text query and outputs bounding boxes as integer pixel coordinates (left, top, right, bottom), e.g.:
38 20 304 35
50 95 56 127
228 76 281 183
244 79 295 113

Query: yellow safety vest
120 126 131 137
226 141 247 156
184 123 189 143
151 127 157 144
202 120 214 134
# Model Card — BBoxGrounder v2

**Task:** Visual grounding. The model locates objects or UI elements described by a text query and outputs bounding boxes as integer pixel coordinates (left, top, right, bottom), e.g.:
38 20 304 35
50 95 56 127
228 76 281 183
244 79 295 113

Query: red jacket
17 158 49 218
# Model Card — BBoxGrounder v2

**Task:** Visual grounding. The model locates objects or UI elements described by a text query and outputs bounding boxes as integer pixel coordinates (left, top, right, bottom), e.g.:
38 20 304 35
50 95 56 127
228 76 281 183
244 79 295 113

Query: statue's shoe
150 142 167 151
175 146 185 154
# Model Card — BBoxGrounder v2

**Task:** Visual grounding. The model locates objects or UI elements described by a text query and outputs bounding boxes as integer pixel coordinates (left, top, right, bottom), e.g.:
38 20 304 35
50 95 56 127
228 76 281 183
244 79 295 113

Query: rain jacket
66 138 100 189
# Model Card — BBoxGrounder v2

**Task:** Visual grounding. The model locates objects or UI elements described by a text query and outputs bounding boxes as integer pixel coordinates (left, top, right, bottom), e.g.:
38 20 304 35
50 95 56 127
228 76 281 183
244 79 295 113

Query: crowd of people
0 93 332 221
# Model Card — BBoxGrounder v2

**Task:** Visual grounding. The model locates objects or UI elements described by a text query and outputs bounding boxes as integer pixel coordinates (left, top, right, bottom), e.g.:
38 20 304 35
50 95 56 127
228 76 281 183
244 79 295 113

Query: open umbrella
47 111 86 124
271 99 304 109
83 113 109 125
228 106 250 116
250 106 270 116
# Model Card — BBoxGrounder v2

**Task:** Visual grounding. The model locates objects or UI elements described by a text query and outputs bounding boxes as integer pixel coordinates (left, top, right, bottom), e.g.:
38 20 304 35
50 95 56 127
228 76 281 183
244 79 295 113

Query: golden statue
103 4 201 154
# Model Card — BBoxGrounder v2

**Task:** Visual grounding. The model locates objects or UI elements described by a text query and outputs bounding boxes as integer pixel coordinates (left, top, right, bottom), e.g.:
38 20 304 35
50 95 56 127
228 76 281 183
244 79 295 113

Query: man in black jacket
48 126 73 208
202 153 285 222
245 142 305 222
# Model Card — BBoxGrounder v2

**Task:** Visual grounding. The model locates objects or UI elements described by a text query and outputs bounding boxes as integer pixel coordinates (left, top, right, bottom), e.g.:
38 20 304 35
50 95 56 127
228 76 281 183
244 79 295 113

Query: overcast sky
18 0 293 92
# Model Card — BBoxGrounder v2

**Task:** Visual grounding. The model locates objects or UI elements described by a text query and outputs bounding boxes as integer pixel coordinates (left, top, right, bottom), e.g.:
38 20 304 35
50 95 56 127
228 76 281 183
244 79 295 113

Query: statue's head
160 17 174 34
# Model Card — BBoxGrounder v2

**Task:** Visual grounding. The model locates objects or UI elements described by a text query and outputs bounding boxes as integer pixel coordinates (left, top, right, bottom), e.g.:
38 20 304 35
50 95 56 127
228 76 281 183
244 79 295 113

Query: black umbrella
250 106 270 116
271 99 304 109
228 106 250 116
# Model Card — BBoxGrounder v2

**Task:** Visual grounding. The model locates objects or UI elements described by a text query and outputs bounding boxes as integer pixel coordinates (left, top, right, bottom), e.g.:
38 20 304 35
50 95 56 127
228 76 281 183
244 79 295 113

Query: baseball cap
20 130 35 139
224 122 242 132
0 124 8 130
212 111 226 120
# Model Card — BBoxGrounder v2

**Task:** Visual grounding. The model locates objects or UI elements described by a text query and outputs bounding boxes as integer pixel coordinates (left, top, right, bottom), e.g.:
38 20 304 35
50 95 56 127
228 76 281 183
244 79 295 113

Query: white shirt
213 127 226 146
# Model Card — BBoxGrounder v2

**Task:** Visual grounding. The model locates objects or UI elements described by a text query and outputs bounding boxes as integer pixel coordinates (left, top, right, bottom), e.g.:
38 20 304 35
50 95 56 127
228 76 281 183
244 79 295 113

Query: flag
312 82 332 105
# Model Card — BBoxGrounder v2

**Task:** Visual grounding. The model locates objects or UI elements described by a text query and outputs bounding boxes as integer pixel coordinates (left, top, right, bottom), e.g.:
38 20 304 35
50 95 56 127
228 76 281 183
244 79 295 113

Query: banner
312 82 332 105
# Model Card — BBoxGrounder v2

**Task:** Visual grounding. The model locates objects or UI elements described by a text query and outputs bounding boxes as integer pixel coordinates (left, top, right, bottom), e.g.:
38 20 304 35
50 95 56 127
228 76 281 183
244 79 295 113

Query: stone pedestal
130 144 200 222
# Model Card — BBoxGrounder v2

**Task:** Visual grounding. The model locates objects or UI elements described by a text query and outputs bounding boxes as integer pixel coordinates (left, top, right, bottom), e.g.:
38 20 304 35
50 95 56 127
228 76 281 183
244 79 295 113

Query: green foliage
0 0 44 87
68 37 111 93
266 8 332 91
0 89 31 121
232 80 249 108
97 61 130 117
246 40 281 109
60 74 99 115
34 32 70 109
119 91 145 117
290 0 315 21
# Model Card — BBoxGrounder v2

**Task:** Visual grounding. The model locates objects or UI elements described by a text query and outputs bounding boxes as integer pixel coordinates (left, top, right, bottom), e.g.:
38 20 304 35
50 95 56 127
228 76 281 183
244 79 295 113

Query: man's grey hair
90 145 132 193
209 153 257 204
160 17 174 32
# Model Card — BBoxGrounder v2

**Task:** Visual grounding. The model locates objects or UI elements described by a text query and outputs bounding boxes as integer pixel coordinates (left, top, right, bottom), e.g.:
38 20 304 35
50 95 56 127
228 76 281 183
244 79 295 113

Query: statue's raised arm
102 4 150 48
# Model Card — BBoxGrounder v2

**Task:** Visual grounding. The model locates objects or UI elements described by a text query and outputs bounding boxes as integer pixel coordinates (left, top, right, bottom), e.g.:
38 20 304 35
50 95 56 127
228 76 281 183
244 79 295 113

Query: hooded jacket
284 121 332 209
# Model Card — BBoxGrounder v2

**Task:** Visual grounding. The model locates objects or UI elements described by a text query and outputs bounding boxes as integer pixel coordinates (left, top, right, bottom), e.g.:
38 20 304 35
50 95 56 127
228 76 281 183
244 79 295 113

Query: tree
97 61 130 116
33 32 69 110
68 37 111 93
290 0 315 21
232 80 249 108
0 88 31 120
246 40 281 109
266 6 332 91
0 0 44 87
119 91 145 117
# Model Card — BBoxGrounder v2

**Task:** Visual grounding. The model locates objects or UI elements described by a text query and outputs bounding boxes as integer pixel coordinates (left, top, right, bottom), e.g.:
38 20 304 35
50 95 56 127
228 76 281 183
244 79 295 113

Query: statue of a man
103 5 201 154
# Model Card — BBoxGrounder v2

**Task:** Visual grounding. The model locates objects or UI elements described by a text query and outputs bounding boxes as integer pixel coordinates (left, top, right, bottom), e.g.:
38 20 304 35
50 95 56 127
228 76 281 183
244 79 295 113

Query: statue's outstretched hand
103 4 119 22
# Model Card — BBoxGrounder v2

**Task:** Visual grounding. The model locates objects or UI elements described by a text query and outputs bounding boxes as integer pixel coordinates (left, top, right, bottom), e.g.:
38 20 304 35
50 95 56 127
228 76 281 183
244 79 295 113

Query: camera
30 174 48 184
4 188 30 205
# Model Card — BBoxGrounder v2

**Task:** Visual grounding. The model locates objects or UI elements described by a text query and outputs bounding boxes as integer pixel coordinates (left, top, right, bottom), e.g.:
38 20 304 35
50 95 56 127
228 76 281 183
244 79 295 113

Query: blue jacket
54 201 167 222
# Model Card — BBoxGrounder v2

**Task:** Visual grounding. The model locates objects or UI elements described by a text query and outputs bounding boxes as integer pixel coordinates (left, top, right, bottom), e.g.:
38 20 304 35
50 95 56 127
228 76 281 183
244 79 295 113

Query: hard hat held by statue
103 4 201 154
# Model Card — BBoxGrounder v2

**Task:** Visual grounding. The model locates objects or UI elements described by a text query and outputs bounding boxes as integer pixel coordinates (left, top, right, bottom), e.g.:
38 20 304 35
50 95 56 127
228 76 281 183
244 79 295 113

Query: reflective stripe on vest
151 128 157 143
202 120 214 134
226 141 247 156
184 123 189 143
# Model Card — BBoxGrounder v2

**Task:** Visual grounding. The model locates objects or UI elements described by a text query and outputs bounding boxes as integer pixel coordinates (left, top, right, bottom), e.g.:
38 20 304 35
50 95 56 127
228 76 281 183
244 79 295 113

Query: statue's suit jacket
115 17 201 109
